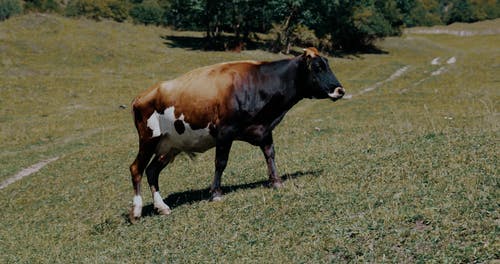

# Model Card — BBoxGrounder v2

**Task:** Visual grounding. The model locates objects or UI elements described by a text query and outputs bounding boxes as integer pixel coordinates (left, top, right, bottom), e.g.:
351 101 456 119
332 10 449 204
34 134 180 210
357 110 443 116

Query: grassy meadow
0 14 498 263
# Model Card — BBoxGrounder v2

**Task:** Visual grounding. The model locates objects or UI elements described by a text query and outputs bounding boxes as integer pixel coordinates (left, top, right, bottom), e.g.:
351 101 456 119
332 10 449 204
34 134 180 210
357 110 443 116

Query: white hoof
153 191 171 215
211 195 223 202
130 195 143 221
155 206 171 215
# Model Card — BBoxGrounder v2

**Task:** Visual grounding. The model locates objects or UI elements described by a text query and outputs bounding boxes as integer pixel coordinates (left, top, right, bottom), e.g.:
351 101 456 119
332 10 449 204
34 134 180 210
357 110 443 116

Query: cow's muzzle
328 87 345 100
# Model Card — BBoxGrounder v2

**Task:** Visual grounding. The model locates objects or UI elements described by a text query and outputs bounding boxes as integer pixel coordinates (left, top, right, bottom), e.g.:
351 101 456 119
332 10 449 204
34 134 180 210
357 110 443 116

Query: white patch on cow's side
431 57 440 65
132 195 143 218
147 111 162 137
153 191 171 215
447 57 456 64
149 106 215 153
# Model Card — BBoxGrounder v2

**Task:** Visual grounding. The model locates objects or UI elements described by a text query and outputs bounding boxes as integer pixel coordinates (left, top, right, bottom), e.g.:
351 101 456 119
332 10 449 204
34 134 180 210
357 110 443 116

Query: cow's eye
314 63 322 71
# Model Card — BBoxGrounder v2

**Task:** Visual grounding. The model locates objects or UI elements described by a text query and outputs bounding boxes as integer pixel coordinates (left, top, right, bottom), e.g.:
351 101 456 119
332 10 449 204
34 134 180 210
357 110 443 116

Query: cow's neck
240 57 305 126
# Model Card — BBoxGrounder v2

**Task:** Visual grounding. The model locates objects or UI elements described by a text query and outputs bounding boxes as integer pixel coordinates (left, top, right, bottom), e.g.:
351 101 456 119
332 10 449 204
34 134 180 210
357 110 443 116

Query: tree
130 0 164 25
302 0 403 51
0 0 23 21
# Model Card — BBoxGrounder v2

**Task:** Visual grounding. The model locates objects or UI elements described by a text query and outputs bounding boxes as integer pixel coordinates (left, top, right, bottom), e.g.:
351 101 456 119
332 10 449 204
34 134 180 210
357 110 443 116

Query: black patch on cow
259 90 268 100
208 123 217 137
174 120 185 134
189 123 205 130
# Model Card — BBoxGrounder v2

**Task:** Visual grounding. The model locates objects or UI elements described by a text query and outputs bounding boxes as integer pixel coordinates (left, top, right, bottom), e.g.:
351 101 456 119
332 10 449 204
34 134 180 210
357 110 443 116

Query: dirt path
0 157 59 190
345 66 410 99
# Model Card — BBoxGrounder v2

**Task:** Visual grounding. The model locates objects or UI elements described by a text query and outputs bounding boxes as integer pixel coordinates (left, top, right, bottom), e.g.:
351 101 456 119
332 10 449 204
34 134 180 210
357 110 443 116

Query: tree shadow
137 169 322 219
162 34 388 57
329 45 389 59
162 35 207 50
162 35 264 51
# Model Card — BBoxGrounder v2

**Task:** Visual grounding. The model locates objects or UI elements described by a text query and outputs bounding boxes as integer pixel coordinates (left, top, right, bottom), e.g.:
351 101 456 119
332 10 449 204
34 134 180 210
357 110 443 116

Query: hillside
0 14 498 262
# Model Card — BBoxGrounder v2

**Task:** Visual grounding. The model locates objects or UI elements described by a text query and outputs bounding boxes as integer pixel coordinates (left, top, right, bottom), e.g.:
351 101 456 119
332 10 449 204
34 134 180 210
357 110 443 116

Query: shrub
24 0 61 13
290 24 319 48
66 0 129 22
0 0 23 21
107 0 129 22
129 0 163 25
270 23 319 53
65 0 113 20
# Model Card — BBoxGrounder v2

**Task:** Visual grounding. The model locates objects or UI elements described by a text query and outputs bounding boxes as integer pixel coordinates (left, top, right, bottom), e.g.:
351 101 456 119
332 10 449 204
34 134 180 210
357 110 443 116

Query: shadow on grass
161 35 388 57
135 169 322 219
162 35 207 50
162 35 263 51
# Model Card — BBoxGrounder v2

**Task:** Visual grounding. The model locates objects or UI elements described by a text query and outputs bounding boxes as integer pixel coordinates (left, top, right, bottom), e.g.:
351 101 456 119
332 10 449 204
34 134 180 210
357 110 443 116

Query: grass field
0 14 498 263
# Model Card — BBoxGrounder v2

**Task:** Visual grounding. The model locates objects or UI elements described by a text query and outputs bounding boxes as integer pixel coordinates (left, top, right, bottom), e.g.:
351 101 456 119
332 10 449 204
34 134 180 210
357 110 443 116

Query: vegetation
0 14 498 262
129 0 163 25
0 0 22 21
2 0 499 52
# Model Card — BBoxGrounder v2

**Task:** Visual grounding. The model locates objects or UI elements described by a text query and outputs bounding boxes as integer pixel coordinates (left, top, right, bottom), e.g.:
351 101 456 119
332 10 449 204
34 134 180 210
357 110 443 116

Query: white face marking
147 106 215 153
328 87 345 99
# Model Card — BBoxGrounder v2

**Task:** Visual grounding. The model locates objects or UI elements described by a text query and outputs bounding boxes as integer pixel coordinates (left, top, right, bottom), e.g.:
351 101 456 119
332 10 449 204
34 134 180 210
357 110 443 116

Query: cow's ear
302 47 318 69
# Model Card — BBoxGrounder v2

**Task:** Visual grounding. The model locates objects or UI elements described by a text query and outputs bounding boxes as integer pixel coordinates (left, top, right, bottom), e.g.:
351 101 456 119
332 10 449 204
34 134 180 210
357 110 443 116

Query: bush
443 0 500 24
444 0 477 24
129 0 163 25
65 0 112 20
0 0 23 21
107 0 129 22
24 0 61 13
66 0 129 22
290 24 319 48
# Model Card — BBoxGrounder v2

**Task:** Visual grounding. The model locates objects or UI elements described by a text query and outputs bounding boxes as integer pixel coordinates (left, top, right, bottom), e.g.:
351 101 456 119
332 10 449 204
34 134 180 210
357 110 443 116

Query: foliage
165 0 204 30
129 0 163 25
397 0 442 27
107 0 129 22
3 0 500 52
24 0 61 13
65 0 129 22
442 0 500 24
65 0 112 20
271 23 319 53
0 0 22 21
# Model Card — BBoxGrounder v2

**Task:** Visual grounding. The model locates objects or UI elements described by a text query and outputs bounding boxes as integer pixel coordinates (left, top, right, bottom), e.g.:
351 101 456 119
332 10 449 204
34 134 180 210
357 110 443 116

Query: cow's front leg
260 134 283 188
210 140 233 201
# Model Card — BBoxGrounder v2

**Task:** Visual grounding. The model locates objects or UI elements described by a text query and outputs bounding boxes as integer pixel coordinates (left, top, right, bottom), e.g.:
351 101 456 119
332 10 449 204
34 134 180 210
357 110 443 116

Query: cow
129 47 344 221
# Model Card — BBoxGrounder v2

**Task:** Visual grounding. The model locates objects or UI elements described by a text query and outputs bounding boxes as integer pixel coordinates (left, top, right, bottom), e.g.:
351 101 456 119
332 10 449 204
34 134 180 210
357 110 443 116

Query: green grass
0 14 498 263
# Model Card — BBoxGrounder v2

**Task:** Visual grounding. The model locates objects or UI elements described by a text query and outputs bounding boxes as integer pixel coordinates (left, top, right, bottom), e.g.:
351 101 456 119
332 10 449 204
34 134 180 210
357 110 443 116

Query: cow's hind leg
146 150 179 215
129 142 155 222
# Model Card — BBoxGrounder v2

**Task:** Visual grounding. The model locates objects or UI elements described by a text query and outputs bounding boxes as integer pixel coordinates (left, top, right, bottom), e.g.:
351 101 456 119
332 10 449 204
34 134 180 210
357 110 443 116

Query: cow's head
301 47 345 101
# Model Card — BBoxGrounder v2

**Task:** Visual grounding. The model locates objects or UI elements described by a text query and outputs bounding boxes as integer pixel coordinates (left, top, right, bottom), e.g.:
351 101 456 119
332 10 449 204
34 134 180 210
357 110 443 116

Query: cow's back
154 61 261 127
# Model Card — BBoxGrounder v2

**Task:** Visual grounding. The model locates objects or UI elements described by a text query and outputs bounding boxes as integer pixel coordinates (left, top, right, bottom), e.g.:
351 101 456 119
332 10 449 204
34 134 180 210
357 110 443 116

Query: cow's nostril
328 87 345 99
335 87 345 96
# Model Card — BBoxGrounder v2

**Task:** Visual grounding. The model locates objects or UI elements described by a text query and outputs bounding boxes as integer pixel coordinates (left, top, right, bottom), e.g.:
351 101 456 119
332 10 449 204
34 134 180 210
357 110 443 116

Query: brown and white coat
129 48 345 221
